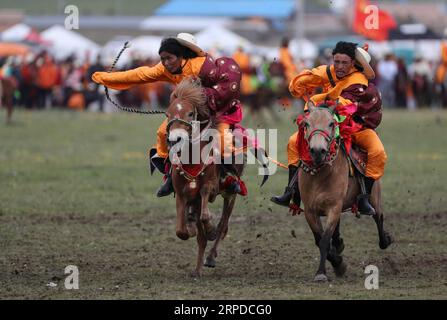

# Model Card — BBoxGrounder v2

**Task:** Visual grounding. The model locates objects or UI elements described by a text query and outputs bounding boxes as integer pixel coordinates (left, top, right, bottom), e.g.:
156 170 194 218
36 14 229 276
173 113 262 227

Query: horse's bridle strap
307 128 333 144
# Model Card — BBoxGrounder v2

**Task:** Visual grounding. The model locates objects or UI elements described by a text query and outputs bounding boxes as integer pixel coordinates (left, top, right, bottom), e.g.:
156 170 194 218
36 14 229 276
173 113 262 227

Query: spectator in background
19 54 37 109
85 55 105 111
377 53 398 107
408 54 433 108
435 31 447 107
394 57 409 108
36 52 59 109
63 59 83 107
279 37 299 84
232 46 256 104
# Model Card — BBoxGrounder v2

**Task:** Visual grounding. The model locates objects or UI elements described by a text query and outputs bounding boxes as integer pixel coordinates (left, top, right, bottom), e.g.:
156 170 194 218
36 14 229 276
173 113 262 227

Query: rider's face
160 51 182 74
333 53 355 79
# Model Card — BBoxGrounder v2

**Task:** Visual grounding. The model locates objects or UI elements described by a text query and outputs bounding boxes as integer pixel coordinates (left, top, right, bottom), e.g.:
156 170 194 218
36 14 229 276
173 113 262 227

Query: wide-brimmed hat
355 46 375 80
174 33 205 57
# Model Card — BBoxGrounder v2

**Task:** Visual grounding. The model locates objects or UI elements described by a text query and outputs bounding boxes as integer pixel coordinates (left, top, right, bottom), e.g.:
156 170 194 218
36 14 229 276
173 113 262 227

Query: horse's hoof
204 256 216 268
334 261 347 277
379 233 394 250
186 223 197 238
314 273 328 282
203 223 217 241
176 231 189 241
190 270 202 278
206 229 217 241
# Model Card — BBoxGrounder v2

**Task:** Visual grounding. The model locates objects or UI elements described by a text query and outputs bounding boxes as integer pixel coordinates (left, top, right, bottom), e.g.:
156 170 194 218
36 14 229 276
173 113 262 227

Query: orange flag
352 0 397 41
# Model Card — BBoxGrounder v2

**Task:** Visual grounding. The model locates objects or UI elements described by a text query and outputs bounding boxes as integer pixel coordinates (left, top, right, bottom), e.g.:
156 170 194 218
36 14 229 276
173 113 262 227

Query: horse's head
166 77 209 148
302 100 337 166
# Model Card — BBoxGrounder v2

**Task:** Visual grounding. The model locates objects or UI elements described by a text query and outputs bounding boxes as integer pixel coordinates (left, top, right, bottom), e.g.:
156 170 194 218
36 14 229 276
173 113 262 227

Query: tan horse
299 101 393 282
165 78 243 277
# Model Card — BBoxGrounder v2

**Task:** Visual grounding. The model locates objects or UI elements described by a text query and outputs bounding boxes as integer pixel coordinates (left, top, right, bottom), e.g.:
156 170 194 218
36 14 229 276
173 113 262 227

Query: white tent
129 35 163 58
41 25 100 62
195 26 253 56
140 16 231 32
1 23 31 42
101 35 163 68
288 38 319 61
101 36 133 68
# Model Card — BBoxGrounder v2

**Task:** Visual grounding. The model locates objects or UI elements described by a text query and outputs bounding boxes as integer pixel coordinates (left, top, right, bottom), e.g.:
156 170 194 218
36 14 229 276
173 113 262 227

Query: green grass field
0 108 446 299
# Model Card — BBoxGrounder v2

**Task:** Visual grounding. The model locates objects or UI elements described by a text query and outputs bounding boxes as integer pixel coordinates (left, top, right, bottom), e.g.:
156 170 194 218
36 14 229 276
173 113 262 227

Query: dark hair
281 37 289 48
158 38 198 59
332 41 364 71
332 41 357 61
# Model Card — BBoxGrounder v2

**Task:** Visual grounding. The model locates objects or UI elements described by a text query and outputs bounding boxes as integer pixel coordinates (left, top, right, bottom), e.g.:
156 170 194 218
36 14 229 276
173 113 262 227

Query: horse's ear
328 98 339 112
169 91 177 103
307 99 316 111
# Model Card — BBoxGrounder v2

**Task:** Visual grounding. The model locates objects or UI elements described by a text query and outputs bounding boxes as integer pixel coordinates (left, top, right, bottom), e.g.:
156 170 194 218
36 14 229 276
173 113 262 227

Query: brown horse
299 101 393 282
165 78 244 277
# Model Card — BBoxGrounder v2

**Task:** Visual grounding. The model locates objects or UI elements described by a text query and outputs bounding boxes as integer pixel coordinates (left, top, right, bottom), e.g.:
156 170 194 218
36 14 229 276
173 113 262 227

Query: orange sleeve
91 62 170 90
289 65 329 98
442 43 447 64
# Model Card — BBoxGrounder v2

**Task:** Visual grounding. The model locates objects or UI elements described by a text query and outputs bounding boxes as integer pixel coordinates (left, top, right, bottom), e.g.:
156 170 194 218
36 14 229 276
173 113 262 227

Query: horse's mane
171 78 209 119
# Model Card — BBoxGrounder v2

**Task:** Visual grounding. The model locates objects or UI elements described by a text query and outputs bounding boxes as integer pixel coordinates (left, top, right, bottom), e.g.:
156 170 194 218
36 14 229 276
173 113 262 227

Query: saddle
347 143 368 177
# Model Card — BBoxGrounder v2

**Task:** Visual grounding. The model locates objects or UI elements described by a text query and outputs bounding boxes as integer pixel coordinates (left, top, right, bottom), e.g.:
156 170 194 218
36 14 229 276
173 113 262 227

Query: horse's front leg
175 196 189 240
318 207 346 281
205 194 236 268
192 218 206 278
370 181 393 249
304 211 327 281
200 184 217 241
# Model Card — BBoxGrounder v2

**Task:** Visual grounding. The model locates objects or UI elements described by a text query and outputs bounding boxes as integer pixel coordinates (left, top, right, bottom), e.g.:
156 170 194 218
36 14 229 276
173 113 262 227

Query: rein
103 41 166 115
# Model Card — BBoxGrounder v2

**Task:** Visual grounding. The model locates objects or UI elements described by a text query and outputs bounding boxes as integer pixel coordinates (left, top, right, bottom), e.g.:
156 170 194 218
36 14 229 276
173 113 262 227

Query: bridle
166 108 211 139
300 107 340 175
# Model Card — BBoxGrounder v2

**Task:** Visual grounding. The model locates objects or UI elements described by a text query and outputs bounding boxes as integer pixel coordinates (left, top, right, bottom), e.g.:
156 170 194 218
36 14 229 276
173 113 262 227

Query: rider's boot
157 162 174 197
357 176 376 215
270 165 298 207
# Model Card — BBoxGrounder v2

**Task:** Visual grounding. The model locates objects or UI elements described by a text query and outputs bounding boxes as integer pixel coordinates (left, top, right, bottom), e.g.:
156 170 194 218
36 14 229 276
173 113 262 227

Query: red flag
352 0 397 41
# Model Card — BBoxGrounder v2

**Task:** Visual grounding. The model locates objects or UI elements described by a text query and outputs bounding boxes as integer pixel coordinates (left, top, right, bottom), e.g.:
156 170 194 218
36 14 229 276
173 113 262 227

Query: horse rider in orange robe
92 33 245 197
271 41 386 215
279 37 299 84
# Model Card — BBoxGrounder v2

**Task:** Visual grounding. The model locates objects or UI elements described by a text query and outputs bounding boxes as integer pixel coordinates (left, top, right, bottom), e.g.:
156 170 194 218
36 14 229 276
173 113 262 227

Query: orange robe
288 65 387 180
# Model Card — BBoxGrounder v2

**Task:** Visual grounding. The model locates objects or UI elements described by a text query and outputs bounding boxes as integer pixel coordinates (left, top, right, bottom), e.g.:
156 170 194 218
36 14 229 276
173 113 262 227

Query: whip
103 41 166 115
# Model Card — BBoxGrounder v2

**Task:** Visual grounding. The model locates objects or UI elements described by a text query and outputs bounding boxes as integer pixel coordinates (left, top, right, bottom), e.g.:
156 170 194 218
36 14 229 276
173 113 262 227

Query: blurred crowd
1 40 447 113
373 53 447 109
